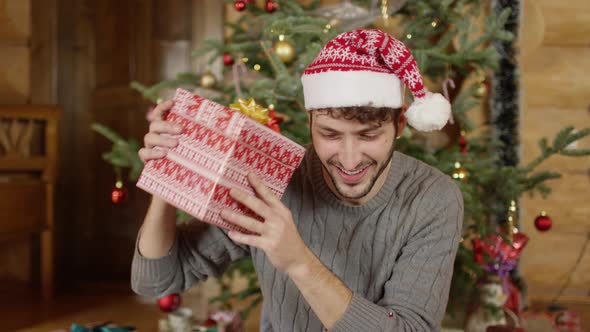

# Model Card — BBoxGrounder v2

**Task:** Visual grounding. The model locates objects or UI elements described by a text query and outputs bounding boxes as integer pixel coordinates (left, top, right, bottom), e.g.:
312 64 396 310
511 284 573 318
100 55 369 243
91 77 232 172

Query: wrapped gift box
137 88 306 233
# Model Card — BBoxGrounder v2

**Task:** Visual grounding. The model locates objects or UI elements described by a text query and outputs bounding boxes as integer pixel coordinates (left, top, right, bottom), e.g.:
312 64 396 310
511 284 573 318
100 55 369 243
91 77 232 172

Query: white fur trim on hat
405 92 452 132
301 70 403 110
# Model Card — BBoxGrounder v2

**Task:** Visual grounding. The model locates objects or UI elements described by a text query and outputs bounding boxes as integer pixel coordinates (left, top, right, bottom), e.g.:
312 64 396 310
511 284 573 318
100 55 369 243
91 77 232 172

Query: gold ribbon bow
229 98 270 125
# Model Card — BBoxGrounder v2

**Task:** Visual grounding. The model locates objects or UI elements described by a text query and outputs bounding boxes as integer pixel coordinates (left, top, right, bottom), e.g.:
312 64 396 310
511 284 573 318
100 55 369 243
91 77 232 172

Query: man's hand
220 172 313 274
221 172 352 329
138 99 183 163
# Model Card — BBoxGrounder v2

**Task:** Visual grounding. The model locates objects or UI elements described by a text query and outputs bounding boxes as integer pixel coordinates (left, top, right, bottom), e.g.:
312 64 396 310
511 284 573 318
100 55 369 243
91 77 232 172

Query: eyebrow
316 124 383 134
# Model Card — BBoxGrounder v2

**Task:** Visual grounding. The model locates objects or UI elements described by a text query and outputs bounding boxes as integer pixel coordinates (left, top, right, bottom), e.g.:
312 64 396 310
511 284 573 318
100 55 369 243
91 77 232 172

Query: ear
396 106 408 137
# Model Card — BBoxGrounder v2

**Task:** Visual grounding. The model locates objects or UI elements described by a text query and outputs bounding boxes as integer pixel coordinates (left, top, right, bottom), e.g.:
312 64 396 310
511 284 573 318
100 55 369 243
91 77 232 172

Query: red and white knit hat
301 29 451 132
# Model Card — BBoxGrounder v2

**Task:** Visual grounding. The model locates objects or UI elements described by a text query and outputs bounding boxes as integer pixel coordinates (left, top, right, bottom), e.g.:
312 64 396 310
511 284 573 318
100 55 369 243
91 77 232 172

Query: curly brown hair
311 106 402 131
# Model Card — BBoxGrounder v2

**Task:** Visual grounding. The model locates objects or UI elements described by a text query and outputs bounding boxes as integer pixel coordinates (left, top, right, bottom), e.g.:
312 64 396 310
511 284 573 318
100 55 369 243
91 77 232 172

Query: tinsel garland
491 0 520 224
491 0 520 167
491 0 525 296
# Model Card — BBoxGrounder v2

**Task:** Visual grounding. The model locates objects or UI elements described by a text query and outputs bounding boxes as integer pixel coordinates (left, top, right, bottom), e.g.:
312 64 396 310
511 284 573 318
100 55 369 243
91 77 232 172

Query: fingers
138 147 167 162
149 120 183 135
138 100 181 163
221 209 265 235
144 132 179 149
247 172 281 207
229 187 271 220
152 100 174 121
227 230 262 248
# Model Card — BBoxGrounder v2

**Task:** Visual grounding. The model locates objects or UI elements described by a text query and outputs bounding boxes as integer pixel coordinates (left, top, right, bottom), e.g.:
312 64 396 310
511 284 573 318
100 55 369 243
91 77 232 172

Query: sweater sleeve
131 221 250 298
331 176 464 332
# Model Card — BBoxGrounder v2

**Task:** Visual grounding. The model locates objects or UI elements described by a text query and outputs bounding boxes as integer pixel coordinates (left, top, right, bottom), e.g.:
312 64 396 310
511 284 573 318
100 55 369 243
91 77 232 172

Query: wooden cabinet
0 105 60 300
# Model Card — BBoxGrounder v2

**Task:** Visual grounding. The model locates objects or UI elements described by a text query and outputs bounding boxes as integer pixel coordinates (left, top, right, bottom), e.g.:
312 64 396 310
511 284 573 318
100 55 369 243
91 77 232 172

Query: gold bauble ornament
274 40 296 64
200 71 217 89
452 161 469 183
475 83 487 98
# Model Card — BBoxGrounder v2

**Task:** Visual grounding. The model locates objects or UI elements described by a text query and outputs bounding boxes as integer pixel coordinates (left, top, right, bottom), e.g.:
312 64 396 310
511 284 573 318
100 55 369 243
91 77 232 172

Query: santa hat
301 29 451 132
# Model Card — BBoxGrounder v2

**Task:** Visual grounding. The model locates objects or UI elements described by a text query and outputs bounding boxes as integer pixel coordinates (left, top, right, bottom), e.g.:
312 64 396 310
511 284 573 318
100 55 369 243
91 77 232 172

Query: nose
340 137 363 170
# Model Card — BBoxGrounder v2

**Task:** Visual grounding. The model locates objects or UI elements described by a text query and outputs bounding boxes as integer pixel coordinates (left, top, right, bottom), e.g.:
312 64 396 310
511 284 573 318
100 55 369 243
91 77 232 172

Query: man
132 29 463 331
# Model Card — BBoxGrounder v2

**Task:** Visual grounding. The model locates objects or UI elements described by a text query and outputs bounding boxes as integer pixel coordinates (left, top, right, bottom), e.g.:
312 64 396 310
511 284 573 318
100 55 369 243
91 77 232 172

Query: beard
320 140 396 200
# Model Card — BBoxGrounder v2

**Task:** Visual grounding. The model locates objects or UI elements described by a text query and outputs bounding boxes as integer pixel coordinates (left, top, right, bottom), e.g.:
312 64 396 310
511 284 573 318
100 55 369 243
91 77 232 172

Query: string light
242 57 249 63
406 33 412 39
254 64 261 71
278 34 285 41
507 199 518 242
452 162 465 180
381 0 389 20
431 21 438 27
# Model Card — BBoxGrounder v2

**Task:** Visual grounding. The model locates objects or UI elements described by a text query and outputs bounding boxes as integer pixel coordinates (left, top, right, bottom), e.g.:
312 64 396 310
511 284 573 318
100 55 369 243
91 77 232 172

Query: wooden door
55 0 154 283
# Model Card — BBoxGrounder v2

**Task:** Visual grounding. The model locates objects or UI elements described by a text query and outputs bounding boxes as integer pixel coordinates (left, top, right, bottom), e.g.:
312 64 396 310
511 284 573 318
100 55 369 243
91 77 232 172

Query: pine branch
91 123 124 143
523 127 590 172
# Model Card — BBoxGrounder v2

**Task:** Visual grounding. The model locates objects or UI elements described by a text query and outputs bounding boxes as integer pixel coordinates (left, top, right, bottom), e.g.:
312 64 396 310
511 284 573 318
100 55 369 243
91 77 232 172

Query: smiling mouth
334 164 371 184
337 166 367 175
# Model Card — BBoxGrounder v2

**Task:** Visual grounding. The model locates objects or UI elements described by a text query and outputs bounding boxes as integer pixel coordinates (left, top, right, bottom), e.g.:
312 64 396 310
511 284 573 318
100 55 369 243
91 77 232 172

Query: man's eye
321 133 339 139
360 134 379 140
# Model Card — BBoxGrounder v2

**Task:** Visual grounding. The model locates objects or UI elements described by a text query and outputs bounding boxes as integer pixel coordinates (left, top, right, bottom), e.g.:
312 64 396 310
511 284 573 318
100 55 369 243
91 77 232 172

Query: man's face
310 110 399 204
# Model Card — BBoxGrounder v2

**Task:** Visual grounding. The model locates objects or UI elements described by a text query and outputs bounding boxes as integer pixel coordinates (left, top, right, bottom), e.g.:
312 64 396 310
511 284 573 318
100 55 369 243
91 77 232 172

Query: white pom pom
405 92 452 132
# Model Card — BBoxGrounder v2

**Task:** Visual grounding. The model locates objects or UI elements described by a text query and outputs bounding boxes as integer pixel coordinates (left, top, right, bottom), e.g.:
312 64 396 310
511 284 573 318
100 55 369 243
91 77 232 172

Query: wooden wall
0 0 225 289
519 0 590 303
0 0 32 284
0 0 58 286
54 0 225 283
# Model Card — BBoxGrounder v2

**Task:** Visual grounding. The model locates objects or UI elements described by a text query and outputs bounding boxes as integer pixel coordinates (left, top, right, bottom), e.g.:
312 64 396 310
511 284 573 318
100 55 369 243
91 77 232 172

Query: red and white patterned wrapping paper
137 88 306 233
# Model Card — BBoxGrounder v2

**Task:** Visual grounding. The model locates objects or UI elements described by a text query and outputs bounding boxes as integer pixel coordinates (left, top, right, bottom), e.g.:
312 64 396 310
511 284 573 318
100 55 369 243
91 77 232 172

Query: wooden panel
520 171 590 232
54 0 95 286
520 107 590 233
538 0 590 46
191 0 224 76
521 106 590 169
94 0 133 87
0 180 45 236
0 240 30 282
522 46 590 110
153 0 191 40
0 45 30 103
521 231 590 302
519 0 545 61
0 0 31 43
30 0 58 104
80 0 155 280
92 86 141 110
521 1 590 303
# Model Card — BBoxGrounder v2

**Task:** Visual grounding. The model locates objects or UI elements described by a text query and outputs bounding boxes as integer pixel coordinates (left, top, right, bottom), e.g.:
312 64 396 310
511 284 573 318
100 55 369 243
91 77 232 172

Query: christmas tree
93 0 590 320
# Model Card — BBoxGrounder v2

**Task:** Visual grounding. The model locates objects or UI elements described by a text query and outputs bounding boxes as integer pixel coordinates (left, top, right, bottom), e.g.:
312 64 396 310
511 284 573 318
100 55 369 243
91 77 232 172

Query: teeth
339 167 365 175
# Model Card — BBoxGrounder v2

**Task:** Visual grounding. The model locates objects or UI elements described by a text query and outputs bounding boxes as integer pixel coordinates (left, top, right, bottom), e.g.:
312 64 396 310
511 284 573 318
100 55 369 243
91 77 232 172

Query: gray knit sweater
131 149 464 332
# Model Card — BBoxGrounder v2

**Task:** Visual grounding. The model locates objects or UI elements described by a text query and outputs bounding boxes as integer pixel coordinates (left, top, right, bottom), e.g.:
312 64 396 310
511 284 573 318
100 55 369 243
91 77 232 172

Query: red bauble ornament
203 318 217 327
157 293 181 313
223 53 234 66
111 181 128 204
234 0 246 11
534 211 552 232
266 0 278 13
